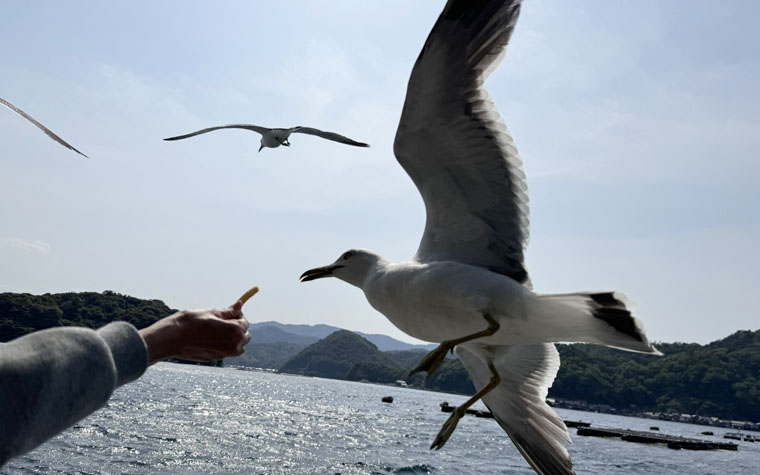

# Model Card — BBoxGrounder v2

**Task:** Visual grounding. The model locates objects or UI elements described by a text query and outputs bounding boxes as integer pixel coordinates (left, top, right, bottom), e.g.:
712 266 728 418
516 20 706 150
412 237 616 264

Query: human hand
139 301 251 364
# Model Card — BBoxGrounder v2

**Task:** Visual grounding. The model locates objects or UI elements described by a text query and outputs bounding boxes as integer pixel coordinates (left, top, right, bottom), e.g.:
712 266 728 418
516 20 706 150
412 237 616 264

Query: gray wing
290 126 369 147
1 97 88 158
163 124 270 141
394 0 530 285
457 344 574 475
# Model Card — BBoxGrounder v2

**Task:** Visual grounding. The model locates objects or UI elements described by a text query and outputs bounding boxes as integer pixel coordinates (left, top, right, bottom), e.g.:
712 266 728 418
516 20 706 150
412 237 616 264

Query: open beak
300 265 343 282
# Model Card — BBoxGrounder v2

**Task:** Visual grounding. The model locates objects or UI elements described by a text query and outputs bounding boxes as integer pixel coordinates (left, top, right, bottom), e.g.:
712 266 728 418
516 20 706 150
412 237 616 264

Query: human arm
0 322 147 465
0 302 250 466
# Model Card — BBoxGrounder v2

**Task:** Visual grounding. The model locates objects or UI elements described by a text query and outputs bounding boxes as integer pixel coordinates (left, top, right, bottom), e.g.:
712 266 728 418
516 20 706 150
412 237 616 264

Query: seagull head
300 249 383 288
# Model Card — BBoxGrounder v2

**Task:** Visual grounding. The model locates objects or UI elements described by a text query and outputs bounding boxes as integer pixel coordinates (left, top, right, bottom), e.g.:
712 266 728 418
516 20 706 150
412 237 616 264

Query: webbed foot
430 406 465 450
410 342 453 376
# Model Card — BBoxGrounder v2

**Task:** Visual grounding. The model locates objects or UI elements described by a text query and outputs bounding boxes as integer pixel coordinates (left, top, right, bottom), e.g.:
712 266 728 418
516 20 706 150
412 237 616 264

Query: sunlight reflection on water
7 363 759 474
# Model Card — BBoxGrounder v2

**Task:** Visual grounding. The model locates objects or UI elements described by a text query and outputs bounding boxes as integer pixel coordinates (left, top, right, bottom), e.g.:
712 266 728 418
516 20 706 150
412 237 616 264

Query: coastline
230 364 760 433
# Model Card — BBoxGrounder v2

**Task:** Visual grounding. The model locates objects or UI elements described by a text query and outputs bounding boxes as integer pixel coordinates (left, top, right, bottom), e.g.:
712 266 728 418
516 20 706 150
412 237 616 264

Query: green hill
0 291 172 341
226 342 307 369
283 330 760 422
552 332 760 421
280 330 406 383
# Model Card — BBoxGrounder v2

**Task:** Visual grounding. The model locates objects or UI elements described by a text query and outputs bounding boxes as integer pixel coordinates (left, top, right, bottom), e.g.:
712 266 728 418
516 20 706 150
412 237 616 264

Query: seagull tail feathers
539 291 661 355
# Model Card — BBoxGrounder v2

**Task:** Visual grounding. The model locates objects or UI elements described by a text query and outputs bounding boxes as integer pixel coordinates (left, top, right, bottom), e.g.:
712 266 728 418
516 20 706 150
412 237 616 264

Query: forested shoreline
2 291 758 423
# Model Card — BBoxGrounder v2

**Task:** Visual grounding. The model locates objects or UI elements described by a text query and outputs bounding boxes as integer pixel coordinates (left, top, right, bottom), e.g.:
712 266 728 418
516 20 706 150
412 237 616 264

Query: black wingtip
589 292 644 343
71 146 89 158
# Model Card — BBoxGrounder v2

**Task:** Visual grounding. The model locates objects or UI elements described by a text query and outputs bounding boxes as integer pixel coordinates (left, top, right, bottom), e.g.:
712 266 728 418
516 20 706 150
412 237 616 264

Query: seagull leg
410 313 499 376
430 360 500 450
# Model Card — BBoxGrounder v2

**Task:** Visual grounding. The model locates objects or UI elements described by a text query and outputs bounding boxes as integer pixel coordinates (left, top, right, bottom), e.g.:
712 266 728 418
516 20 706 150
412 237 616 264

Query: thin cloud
1 237 52 254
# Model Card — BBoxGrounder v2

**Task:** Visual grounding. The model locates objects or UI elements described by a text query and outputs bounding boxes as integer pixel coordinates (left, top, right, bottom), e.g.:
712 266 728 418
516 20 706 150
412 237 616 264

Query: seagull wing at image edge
1 97 88 158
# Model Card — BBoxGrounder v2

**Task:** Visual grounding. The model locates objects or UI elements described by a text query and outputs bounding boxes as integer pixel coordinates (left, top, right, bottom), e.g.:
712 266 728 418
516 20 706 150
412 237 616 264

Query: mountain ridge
252 320 437 352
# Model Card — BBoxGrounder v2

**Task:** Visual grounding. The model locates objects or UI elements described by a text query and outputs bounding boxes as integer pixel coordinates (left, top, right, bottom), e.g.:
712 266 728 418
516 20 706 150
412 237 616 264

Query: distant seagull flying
1 97 88 158
164 124 369 152
300 1 659 474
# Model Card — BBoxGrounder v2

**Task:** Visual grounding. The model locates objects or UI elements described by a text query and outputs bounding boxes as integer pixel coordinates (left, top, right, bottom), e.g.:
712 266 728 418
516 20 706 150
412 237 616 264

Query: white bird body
259 128 293 149
363 258 530 343
319 251 657 352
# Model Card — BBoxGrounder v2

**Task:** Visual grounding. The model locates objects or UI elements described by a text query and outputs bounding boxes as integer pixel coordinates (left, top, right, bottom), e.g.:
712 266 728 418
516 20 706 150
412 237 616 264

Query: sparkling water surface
6 363 758 474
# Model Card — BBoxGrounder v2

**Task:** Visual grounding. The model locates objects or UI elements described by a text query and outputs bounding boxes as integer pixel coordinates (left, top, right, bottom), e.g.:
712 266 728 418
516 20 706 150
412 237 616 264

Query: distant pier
724 432 758 442
439 402 739 451
576 426 738 451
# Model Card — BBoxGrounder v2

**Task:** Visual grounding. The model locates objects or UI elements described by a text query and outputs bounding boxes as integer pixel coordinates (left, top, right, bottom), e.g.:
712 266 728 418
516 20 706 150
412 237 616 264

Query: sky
1 1 758 345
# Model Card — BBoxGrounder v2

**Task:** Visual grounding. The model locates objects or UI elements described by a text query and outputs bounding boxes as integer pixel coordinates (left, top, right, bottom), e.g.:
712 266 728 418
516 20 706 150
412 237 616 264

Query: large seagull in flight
300 1 660 474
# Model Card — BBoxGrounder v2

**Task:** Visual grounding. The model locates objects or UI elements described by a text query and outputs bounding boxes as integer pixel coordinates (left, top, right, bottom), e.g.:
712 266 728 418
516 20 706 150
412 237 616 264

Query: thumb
221 300 244 319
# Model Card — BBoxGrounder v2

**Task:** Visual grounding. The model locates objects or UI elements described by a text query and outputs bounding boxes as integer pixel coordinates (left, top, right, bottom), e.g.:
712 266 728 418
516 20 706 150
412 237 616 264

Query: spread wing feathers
393 0 530 286
290 126 369 147
456 344 575 475
1 97 88 158
163 124 270 141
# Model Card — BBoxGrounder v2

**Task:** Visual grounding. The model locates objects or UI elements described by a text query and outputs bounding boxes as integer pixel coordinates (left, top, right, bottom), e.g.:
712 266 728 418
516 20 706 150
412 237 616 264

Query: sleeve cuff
97 322 149 387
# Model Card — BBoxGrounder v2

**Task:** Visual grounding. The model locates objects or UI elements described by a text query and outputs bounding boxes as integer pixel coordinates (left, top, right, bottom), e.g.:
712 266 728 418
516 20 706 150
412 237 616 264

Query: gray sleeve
0 322 149 466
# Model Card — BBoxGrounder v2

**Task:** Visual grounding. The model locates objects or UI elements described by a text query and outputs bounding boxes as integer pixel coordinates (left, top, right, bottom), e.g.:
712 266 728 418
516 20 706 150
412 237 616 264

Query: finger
219 304 244 320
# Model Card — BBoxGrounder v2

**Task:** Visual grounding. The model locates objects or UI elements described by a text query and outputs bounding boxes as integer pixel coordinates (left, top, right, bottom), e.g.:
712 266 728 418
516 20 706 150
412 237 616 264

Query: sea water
5 363 758 474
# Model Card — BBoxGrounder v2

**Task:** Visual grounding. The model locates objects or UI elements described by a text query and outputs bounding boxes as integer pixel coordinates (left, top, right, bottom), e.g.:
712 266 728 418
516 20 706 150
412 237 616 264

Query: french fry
238 286 259 307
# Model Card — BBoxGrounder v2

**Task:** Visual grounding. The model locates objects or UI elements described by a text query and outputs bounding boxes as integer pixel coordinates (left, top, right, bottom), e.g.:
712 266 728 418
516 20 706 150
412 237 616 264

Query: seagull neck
348 256 391 291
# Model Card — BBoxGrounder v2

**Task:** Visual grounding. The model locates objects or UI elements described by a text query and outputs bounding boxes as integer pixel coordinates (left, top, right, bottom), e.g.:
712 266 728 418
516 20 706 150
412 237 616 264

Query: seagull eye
342 251 353 260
